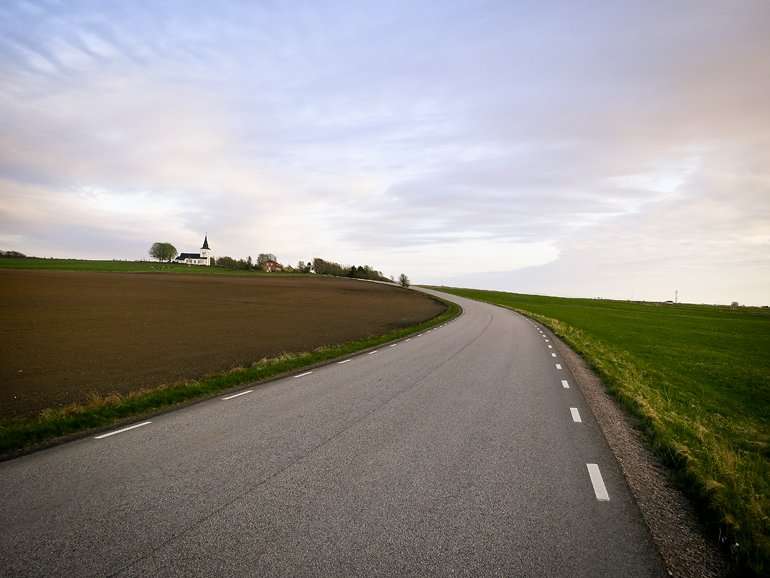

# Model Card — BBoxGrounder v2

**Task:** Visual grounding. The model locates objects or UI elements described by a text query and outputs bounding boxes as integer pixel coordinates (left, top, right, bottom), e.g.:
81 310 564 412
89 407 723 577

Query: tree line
312 258 390 282
215 253 281 271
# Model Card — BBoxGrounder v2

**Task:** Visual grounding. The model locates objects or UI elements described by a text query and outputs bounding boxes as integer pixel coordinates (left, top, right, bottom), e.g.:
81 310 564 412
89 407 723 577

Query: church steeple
201 234 210 250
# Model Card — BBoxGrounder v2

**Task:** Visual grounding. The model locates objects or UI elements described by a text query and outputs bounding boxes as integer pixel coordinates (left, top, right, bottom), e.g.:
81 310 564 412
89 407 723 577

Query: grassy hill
0 257 294 275
432 287 769 576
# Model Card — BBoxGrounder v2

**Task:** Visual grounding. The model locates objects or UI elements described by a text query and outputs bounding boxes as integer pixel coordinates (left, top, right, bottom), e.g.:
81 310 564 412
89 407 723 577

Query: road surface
0 288 664 576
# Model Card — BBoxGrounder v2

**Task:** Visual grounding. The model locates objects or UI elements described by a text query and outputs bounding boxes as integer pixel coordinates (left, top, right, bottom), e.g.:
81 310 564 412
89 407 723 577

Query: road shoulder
549 328 728 578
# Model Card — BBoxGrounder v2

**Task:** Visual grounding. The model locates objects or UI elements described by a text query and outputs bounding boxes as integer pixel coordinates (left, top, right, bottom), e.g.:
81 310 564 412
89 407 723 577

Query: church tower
200 234 212 265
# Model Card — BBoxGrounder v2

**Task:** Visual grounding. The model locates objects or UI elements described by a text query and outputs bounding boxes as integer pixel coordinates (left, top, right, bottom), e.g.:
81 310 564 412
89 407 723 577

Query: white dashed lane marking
94 421 152 440
561 379 570 389
551 352 557 357
337 359 351 365
222 390 253 401
587 464 610 501
555 363 562 370
294 371 313 378
368 350 378 355
547 345 553 349
570 407 582 422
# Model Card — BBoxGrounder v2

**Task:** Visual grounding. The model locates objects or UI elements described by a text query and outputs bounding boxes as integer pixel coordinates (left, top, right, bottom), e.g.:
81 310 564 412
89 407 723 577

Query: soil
0 271 444 418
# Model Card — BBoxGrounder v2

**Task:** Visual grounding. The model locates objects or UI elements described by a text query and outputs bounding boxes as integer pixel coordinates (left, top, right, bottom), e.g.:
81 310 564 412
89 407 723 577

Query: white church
174 235 213 266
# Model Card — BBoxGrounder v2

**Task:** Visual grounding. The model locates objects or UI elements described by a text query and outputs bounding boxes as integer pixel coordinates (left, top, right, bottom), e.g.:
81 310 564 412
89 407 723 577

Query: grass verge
0 297 460 460
430 286 769 577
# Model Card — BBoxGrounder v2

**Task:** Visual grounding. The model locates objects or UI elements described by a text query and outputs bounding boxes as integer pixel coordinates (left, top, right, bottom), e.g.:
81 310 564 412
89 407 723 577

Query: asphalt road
0 288 665 577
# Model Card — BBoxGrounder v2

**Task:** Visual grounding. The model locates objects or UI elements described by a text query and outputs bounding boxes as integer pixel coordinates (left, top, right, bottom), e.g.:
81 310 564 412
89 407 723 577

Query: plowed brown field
0 270 444 418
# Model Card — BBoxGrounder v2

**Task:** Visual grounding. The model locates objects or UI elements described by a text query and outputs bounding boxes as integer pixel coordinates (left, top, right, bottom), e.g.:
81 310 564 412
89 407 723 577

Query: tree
216 256 237 268
149 242 177 262
149 242 163 262
257 253 277 268
399 273 410 287
247 255 253 269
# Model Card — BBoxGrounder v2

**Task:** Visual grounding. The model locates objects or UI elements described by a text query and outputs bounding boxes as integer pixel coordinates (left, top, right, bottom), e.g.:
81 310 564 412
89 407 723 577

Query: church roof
201 235 210 250
176 252 202 260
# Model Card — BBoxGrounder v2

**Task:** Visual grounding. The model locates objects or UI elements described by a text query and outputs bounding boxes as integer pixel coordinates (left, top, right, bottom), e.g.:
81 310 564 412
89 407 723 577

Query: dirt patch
0 271 444 418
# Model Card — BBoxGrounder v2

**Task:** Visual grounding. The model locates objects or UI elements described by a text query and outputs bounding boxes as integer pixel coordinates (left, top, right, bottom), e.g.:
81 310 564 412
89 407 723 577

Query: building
174 235 213 266
262 259 283 272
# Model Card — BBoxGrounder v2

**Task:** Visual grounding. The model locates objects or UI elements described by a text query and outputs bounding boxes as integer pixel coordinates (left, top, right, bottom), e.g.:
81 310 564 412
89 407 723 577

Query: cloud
0 0 768 303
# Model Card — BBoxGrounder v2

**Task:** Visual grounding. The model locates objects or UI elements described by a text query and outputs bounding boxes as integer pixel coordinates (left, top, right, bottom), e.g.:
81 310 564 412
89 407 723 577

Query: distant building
174 235 213 266
262 259 283 272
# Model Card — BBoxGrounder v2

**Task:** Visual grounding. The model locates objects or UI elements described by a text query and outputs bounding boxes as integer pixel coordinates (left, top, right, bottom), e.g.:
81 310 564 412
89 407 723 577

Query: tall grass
433 287 769 576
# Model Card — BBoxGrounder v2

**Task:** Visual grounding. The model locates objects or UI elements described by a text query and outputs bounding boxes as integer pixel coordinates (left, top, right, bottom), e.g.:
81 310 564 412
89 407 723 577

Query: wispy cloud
1 0 768 303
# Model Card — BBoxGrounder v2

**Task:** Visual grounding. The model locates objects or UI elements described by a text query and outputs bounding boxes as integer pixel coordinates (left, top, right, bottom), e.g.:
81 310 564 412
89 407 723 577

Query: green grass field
0 257 301 275
433 287 769 576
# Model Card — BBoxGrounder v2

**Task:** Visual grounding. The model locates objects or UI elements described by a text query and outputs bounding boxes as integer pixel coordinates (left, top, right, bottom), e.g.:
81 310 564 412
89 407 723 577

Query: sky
1 1 769 305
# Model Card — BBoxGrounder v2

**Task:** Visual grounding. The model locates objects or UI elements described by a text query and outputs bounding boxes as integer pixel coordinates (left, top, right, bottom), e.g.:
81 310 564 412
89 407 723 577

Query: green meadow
433 287 769 576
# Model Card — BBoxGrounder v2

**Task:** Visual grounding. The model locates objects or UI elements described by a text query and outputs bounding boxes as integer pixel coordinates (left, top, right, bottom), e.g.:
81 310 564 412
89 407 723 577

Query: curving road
0 288 664 577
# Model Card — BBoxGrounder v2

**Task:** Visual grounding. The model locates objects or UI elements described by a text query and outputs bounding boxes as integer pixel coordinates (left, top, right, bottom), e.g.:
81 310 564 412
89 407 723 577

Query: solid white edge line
570 407 582 422
94 421 152 439
222 390 253 400
294 371 313 378
587 464 610 501
561 379 570 388
337 359 351 364
555 363 562 370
